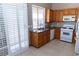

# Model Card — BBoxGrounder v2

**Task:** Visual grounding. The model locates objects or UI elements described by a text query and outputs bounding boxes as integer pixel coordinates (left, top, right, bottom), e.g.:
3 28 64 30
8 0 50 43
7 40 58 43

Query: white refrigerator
75 22 79 54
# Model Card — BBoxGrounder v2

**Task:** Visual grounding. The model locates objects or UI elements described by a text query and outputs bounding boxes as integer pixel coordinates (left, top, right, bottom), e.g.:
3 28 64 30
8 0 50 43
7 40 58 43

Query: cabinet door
30 32 38 46
63 8 76 15
45 9 53 22
76 8 79 22
43 31 50 43
72 30 76 43
52 10 63 22
52 10 56 22
54 28 60 40
46 31 50 41
38 32 44 44
59 10 63 21
45 8 50 22
55 10 59 22
49 9 53 22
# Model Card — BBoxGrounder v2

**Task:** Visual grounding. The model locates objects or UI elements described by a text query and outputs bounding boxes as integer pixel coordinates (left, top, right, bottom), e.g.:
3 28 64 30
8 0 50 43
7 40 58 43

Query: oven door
60 30 73 42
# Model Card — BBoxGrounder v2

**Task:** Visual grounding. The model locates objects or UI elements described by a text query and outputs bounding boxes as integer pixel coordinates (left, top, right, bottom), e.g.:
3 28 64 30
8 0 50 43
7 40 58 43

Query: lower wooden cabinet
54 27 60 40
30 30 50 48
72 30 76 44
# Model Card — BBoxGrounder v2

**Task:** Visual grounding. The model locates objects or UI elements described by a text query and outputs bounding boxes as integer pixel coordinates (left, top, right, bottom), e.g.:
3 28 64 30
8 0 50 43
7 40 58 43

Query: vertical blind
0 3 29 56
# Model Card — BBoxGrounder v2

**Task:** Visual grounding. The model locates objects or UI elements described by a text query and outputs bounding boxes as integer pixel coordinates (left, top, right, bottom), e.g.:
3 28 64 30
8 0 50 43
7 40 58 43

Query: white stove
60 24 74 42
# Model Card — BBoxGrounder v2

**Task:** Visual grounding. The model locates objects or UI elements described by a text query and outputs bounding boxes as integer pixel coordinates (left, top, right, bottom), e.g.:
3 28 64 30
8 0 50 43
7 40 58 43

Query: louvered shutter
0 4 8 56
2 3 29 56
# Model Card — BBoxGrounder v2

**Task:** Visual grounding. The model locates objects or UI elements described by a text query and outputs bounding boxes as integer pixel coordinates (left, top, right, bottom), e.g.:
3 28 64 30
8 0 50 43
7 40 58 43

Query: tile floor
17 39 77 56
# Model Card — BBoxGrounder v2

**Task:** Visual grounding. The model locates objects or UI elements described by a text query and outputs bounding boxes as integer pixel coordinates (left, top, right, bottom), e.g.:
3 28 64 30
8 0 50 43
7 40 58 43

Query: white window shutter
2 3 29 56
0 4 8 56
2 4 20 55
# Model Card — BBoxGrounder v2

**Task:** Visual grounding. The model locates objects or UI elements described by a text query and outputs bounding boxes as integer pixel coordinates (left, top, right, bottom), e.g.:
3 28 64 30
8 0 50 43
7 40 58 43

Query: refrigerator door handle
76 23 78 32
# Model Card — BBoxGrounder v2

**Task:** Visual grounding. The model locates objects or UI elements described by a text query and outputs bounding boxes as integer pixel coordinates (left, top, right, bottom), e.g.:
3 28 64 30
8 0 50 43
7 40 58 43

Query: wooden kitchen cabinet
52 10 56 22
45 8 53 22
72 30 76 44
52 10 63 22
54 27 60 40
59 10 63 21
54 10 59 22
45 9 63 22
55 10 63 22
76 8 79 22
30 30 50 48
45 8 77 22
63 8 76 15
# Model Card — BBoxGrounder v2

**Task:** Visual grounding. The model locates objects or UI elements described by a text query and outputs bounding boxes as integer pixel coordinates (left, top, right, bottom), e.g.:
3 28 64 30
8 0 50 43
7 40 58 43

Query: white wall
52 3 79 10
27 3 52 29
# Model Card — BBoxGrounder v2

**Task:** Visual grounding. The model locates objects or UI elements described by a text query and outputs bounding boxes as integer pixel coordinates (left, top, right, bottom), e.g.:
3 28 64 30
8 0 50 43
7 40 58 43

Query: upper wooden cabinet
45 8 53 22
52 10 56 22
52 10 63 22
45 9 63 22
45 8 77 22
76 8 79 22
63 8 76 15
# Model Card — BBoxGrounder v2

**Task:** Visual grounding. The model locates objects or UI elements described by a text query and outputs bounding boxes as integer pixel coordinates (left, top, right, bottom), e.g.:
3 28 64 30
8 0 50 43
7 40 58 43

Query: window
32 5 45 29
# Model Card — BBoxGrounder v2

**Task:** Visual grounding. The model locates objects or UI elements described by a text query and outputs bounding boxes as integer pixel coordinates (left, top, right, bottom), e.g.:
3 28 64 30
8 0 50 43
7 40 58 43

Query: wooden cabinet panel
52 10 56 21
30 30 50 48
54 27 60 40
30 32 38 46
76 8 79 22
72 30 76 44
63 8 76 15
50 10 53 22
45 9 63 22
55 10 59 21
44 31 50 43
52 10 63 22
59 10 63 21
38 33 44 43
45 8 53 22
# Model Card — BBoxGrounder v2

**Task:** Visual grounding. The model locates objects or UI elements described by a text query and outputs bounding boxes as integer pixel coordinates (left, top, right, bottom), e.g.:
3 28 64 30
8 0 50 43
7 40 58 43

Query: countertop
29 28 50 32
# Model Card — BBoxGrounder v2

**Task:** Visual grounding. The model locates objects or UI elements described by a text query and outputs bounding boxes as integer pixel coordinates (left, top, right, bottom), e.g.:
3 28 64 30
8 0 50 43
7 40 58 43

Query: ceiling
51 3 79 10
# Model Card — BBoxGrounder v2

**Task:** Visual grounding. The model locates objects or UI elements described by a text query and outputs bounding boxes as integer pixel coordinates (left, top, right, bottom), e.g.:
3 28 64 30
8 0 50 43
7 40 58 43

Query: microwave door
63 16 71 21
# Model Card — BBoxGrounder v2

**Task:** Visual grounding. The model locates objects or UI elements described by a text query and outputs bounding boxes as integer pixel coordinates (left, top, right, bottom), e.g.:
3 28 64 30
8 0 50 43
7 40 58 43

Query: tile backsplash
50 22 76 27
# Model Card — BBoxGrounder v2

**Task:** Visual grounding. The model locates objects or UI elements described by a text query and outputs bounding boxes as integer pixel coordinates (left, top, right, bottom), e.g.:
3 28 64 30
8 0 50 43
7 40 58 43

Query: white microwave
63 16 75 21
